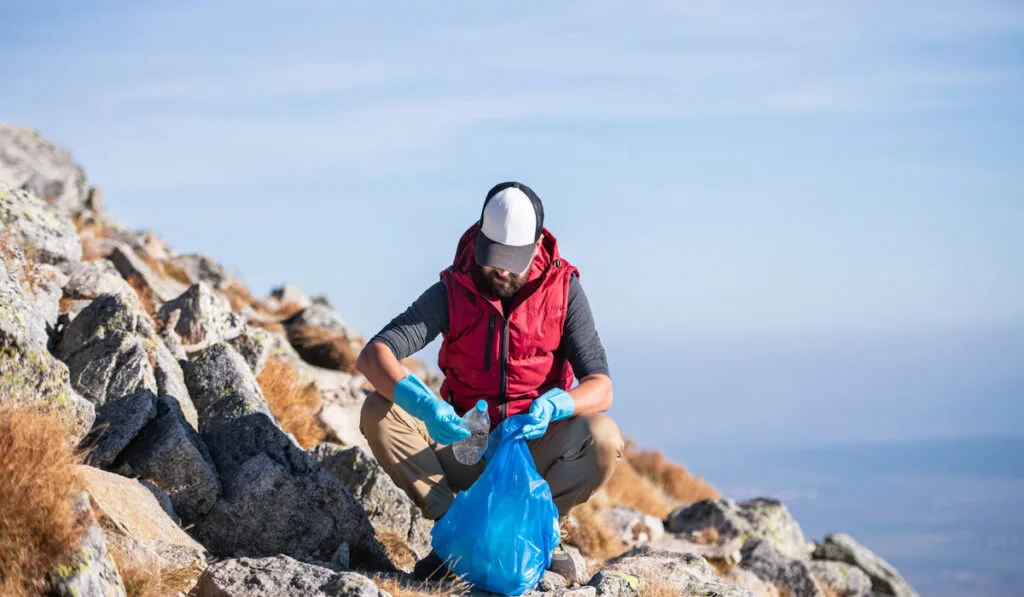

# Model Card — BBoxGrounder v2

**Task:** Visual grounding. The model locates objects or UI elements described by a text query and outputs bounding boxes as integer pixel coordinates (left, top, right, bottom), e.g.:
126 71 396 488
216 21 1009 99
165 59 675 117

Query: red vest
438 223 578 426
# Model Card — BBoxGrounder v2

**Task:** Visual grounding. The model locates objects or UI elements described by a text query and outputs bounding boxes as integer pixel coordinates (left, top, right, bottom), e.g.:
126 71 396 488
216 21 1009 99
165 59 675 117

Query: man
357 181 622 581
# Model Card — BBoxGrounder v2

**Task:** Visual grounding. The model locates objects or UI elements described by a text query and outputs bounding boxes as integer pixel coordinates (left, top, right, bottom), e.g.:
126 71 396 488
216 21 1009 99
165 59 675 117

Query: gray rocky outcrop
807 560 872 597
284 303 352 337
740 537 824 597
228 326 275 376
0 185 82 264
109 243 188 303
169 253 234 290
0 124 92 217
60 259 141 308
183 343 389 568
45 492 126 597
189 556 389 597
111 394 220 525
158 282 245 346
813 533 920 597
667 497 812 559
311 443 432 557
1 259 95 443
594 547 754 597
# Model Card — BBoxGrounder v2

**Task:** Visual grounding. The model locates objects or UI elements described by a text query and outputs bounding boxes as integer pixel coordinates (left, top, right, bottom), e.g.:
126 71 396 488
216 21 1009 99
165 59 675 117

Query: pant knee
585 413 624 471
359 391 390 437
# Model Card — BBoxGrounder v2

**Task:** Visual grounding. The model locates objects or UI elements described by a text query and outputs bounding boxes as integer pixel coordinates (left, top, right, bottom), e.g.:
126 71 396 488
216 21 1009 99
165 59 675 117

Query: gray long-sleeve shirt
370 275 610 379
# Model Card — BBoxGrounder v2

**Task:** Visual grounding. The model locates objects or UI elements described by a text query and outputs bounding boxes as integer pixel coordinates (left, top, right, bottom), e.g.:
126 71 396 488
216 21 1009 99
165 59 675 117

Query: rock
183 343 389 568
587 569 639 597
151 336 199 428
0 124 91 216
60 259 141 307
807 560 871 597
158 282 245 346
1 261 95 443
740 538 824 597
601 507 665 545
320 402 370 449
228 326 274 376
140 478 179 521
284 304 352 337
0 185 82 265
58 328 158 466
45 491 127 597
267 282 312 312
539 570 570 592
109 243 188 303
650 534 744 567
169 253 234 290
601 547 755 597
79 465 207 575
311 443 432 557
112 395 220 525
550 544 589 585
189 556 388 597
667 497 812 560
813 533 920 597
718 567 781 597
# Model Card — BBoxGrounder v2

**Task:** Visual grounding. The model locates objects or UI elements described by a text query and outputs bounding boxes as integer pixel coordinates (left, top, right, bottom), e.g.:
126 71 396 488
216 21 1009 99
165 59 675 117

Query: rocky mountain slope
0 123 921 597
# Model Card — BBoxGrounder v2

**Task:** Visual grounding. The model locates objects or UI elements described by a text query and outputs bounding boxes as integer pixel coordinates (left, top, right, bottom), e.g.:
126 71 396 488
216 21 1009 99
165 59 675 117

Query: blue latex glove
392 375 471 445
519 388 575 440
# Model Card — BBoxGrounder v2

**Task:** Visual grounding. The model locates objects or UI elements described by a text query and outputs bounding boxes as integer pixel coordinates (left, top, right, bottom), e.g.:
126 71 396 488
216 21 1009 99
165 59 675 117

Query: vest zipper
499 317 510 419
483 315 495 371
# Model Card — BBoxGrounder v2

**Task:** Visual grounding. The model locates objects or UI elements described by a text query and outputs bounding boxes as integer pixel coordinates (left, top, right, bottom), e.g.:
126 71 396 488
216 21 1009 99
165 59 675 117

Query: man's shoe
548 524 588 584
413 550 454 582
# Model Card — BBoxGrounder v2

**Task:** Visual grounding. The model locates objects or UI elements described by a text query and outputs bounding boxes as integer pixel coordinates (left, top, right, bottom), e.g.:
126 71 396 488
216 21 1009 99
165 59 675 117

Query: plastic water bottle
453 400 490 465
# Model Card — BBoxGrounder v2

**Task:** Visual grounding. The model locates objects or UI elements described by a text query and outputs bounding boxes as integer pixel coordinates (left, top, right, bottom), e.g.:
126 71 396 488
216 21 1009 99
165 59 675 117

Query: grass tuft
371 573 470 597
624 441 720 503
256 356 327 449
287 323 358 373
0 407 87 597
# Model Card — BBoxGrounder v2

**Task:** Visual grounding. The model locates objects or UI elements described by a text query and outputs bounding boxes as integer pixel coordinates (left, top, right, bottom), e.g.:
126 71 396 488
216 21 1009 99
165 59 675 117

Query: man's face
478 264 529 299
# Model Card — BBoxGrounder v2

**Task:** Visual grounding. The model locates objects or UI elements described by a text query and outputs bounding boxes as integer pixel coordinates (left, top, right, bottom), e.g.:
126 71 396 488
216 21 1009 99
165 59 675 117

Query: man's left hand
519 388 576 440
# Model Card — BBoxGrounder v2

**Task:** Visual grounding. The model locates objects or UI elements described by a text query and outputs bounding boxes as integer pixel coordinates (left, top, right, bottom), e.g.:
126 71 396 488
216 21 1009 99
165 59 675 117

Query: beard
477 266 528 299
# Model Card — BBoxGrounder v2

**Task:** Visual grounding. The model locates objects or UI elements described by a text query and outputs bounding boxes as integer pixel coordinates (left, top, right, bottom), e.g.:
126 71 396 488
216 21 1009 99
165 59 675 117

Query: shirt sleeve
562 274 611 379
369 280 450 361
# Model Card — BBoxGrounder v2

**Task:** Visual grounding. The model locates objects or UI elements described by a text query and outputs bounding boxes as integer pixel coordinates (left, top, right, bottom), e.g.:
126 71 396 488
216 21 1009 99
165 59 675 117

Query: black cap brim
475 230 535 274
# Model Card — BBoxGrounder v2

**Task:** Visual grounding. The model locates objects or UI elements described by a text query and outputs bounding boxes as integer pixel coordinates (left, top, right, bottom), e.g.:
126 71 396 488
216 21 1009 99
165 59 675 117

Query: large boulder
158 282 245 346
311 443 433 557
284 304 352 338
0 185 82 265
169 253 234 290
60 259 141 309
596 547 755 597
54 294 163 466
0 124 92 217
740 538 824 597
813 533 920 597
45 492 126 597
183 343 389 568
111 395 220 525
1 260 95 443
189 556 388 597
79 465 207 577
228 326 275 376
667 497 812 559
807 560 871 597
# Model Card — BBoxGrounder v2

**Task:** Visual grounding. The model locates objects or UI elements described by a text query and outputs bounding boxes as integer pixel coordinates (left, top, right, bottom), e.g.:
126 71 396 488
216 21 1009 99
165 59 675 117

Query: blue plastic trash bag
431 415 561 595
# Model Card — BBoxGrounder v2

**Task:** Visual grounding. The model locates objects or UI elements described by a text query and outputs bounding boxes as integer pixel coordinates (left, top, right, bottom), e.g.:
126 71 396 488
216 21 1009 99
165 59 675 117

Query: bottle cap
475 400 488 412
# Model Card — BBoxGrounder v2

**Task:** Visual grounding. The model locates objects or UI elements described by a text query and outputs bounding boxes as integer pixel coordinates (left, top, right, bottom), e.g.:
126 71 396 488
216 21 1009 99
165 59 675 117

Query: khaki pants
360 392 623 521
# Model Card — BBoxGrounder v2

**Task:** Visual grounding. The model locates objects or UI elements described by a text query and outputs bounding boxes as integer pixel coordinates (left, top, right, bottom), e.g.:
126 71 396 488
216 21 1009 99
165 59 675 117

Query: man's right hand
392 374 471 445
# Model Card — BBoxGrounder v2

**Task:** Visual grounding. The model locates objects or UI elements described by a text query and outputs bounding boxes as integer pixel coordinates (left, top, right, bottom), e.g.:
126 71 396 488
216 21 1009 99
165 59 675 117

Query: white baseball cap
475 182 544 273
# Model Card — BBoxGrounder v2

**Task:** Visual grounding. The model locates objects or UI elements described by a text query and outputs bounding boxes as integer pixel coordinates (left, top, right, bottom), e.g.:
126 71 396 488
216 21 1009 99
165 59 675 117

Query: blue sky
3 1 1023 444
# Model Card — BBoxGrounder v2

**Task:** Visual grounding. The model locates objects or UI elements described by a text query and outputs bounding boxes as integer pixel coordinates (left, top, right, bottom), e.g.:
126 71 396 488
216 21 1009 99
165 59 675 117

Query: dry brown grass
221 280 260 312
256 357 327 449
124 273 157 317
567 498 628 562
639 577 678 597
110 546 202 597
820 585 840 597
70 215 115 262
603 459 677 519
288 323 358 373
624 441 720 503
0 407 87 596
0 230 40 290
375 529 418 572
270 300 306 319
248 318 288 336
371 573 470 597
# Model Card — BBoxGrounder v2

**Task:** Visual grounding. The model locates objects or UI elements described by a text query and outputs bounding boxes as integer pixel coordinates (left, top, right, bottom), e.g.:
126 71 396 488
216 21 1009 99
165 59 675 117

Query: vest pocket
483 315 496 370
